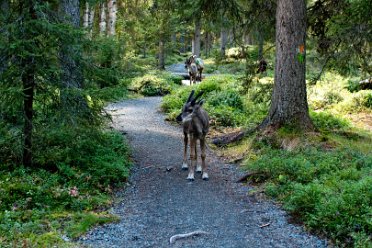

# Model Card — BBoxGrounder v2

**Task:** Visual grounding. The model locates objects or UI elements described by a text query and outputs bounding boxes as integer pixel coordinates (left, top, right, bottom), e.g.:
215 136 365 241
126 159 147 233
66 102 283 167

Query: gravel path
79 97 327 248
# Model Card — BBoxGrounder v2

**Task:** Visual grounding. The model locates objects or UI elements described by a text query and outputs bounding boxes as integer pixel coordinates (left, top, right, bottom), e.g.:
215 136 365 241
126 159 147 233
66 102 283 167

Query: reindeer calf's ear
197 99 205 106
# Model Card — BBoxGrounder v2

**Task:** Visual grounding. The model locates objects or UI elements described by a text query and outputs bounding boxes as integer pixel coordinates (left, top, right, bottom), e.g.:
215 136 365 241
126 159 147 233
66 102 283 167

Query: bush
245 148 372 246
206 105 245 127
131 74 171 96
310 111 350 131
352 91 372 109
208 89 243 110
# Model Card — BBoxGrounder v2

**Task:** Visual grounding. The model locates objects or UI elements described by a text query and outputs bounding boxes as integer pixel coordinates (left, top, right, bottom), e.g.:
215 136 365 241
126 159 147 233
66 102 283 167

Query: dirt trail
79 97 327 248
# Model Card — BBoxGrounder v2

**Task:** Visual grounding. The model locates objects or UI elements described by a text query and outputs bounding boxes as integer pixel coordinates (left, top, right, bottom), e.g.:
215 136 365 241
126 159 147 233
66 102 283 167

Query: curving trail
79 97 327 248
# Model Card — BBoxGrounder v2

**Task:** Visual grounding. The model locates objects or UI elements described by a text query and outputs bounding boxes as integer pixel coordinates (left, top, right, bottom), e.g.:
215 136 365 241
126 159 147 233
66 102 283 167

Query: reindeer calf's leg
200 137 208 180
196 140 202 173
182 133 188 170
187 135 196 181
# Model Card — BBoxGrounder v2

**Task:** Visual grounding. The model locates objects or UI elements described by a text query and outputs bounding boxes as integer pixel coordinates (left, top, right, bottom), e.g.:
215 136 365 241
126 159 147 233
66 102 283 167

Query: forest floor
78 96 328 247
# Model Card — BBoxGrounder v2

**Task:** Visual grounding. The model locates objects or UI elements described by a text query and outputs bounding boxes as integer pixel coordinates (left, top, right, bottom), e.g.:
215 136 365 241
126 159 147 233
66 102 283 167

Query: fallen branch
259 223 270 228
169 230 209 244
212 130 245 147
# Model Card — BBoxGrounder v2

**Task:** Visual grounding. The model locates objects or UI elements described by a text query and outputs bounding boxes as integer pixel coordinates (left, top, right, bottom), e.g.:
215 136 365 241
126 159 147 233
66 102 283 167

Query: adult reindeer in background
176 90 210 181
185 57 198 85
185 55 204 84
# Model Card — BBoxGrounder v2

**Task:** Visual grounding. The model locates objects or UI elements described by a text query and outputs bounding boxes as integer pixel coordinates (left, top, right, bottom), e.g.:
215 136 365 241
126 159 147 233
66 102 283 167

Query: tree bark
83 2 89 28
88 4 95 37
192 17 201 57
257 29 264 60
21 2 37 167
220 27 228 58
99 1 107 35
0 0 9 74
260 0 313 130
59 0 82 88
107 0 117 36
158 39 165 70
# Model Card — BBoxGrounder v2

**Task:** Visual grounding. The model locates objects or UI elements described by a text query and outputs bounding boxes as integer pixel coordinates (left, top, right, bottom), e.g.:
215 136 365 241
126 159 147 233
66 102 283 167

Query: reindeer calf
176 90 209 181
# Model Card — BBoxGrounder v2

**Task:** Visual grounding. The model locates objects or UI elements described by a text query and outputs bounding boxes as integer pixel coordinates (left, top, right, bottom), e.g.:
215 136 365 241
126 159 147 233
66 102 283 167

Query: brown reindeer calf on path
176 90 210 181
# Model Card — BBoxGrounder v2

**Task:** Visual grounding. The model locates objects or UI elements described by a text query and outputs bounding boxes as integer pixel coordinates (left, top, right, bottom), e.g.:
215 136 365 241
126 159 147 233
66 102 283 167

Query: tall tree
20 1 37 167
59 0 82 88
107 0 117 36
99 1 107 35
192 16 201 56
260 0 313 130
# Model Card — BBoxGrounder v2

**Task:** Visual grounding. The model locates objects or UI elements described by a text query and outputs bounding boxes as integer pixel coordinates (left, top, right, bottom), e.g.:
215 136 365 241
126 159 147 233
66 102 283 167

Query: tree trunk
99 1 107 35
220 27 228 58
59 0 82 88
158 39 165 70
0 0 9 74
180 33 185 53
260 0 313 130
88 4 95 37
22 2 37 167
107 0 117 36
257 29 264 60
83 2 89 28
192 17 201 57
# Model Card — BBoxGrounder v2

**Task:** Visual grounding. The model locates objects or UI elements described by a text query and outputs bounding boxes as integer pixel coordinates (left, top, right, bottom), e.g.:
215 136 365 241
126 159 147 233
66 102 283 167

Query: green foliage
246 148 372 246
161 75 251 127
130 71 180 96
0 128 130 246
310 111 350 131
208 89 243 110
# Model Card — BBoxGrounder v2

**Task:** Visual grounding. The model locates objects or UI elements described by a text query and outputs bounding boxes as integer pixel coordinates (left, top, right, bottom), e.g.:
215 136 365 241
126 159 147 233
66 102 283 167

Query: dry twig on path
169 230 209 244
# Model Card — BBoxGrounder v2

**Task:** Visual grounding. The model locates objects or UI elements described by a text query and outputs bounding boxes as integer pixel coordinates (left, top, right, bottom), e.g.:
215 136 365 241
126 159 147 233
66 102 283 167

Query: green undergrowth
129 70 183 96
0 126 131 247
161 74 269 128
161 56 372 247
245 131 372 247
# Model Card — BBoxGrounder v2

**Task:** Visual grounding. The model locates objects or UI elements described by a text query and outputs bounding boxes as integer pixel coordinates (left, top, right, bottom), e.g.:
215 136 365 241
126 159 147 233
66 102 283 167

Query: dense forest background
0 0 371 247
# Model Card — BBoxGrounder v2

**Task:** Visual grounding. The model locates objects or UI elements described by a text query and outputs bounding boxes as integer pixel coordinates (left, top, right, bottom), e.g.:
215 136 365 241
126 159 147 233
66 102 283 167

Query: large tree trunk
59 0 82 88
99 1 107 35
220 27 228 58
260 0 313 130
192 17 201 57
107 0 117 36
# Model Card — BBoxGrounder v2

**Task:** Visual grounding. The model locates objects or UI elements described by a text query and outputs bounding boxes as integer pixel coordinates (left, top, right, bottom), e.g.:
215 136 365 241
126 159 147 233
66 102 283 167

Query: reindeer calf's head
176 90 204 123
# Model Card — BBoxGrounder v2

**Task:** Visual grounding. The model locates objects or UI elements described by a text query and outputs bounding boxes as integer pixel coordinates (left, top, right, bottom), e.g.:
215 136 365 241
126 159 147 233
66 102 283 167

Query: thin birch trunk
107 0 117 36
88 5 95 37
83 2 89 28
99 1 106 35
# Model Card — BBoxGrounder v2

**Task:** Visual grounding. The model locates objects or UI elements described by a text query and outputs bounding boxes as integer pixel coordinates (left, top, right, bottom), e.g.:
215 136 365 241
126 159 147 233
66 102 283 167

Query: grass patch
0 127 131 246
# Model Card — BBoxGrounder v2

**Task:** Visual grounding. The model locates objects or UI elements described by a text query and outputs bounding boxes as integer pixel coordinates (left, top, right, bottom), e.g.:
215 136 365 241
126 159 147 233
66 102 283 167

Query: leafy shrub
324 91 344 104
206 105 245 127
247 81 273 104
246 148 372 246
310 111 350 131
208 89 243 110
131 74 171 96
352 91 372 109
